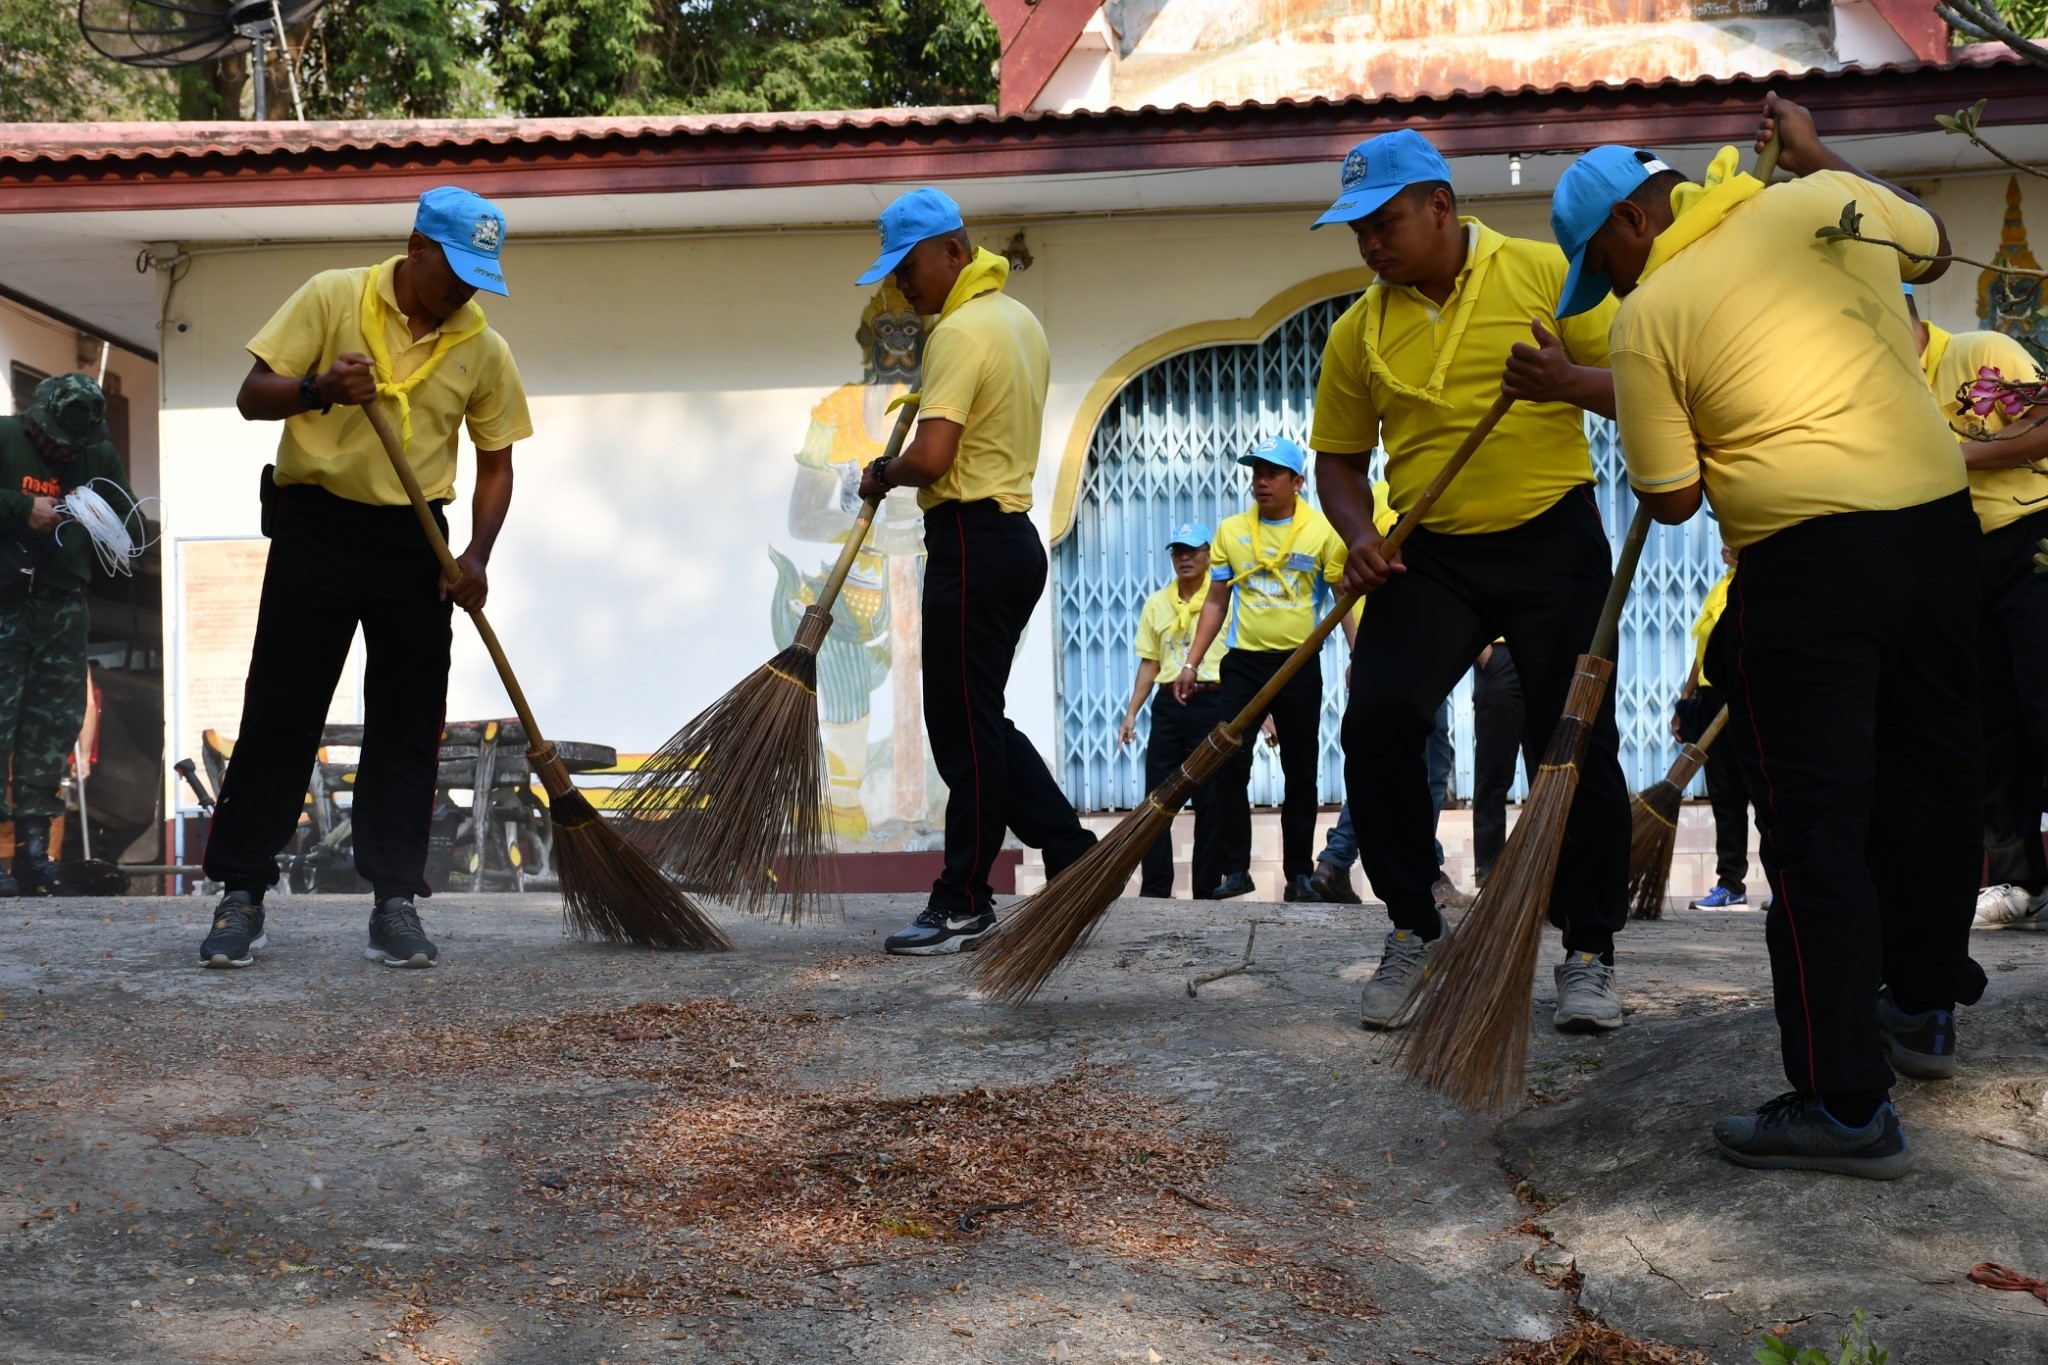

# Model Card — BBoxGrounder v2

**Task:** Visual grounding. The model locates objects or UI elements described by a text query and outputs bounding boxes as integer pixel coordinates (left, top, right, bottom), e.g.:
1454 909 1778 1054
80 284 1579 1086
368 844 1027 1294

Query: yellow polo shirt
1922 325 2045 534
1689 567 1732 689
247 257 532 506
915 249 1047 514
1312 220 1618 535
1610 156 1963 550
1136 582 1227 684
1209 501 1347 653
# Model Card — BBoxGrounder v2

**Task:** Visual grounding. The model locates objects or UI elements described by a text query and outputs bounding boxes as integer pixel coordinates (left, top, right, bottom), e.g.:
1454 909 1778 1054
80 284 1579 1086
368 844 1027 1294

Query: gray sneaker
1359 919 1443 1030
1553 952 1623 1032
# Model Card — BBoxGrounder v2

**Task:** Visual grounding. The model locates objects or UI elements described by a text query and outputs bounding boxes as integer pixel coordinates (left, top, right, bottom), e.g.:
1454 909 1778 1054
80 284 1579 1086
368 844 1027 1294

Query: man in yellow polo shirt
1117 521 1229 899
200 186 532 972
1175 437 1348 902
856 188 1095 955
1904 286 2048 932
1307 127 1630 1034
1553 96 1974 1178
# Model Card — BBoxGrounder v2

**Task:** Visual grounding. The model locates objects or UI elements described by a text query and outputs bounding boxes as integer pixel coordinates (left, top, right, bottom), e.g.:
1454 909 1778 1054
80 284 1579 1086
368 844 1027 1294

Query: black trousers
1706 492 1981 1099
204 483 453 902
1683 683 1751 894
1215 648 1323 882
1471 644 1523 878
1979 507 2048 893
1140 685 1225 898
1347 485 1628 957
922 500 1091 917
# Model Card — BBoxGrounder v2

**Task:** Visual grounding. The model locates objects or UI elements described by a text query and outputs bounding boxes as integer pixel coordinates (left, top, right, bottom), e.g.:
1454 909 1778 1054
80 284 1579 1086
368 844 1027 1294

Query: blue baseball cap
1552 146 1675 318
857 188 965 286
1166 520 1212 549
1239 436 1307 476
1312 129 1453 230
414 186 509 296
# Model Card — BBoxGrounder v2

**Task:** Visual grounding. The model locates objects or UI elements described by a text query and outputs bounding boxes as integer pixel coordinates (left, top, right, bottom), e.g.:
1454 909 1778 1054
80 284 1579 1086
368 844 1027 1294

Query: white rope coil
55 480 161 577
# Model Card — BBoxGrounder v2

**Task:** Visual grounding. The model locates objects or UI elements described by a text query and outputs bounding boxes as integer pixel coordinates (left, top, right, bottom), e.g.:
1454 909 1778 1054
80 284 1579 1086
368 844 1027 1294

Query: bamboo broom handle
814 399 919 612
1222 392 1516 739
1586 502 1652 663
1697 705 1730 751
361 400 558 772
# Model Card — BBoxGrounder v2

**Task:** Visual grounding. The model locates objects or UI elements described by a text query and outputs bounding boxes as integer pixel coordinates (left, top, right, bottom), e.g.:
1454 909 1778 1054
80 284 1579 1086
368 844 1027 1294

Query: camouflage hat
26 374 108 448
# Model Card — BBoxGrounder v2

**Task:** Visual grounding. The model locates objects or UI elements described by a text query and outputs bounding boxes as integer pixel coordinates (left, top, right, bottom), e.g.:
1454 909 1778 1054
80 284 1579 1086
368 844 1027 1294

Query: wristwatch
299 374 332 414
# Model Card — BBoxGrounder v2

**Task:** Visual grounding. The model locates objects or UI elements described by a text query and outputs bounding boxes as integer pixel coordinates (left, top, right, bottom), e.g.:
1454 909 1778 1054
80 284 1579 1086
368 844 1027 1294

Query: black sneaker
1712 1092 1915 1180
365 897 438 968
199 891 266 969
1284 874 1321 903
885 906 996 956
1877 986 1957 1080
1210 872 1256 901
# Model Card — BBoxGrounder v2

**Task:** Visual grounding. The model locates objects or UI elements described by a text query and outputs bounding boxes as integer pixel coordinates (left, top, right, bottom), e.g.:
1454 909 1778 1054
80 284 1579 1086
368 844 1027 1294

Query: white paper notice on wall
175 537 363 786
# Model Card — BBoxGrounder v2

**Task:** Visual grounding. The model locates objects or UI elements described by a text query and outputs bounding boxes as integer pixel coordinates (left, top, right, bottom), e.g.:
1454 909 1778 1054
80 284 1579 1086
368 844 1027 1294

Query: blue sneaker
1713 1092 1915 1180
1690 884 1748 910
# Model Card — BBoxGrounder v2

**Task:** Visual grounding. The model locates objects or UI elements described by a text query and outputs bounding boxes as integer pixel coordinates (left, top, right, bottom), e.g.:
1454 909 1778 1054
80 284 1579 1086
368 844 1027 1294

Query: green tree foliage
0 0 174 121
4 0 998 122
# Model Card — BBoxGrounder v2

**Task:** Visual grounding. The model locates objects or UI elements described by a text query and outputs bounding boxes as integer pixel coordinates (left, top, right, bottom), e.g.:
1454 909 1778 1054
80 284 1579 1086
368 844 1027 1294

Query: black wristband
299 374 332 415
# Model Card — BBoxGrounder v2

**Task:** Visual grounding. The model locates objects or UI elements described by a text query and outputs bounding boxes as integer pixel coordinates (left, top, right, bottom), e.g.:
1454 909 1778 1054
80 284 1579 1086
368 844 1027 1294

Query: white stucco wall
151 170 2029 825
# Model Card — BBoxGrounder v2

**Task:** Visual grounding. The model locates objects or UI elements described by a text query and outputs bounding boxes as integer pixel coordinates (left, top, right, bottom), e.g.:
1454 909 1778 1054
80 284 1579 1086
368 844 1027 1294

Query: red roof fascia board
0 58 2033 216
986 0 1104 115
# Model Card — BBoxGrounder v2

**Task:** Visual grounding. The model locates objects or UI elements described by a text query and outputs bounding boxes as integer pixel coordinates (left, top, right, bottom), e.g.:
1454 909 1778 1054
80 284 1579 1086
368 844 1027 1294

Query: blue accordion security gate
1052 289 1729 813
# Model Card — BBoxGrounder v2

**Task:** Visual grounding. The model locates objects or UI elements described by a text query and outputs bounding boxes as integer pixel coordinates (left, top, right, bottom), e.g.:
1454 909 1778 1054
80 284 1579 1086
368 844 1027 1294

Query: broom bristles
613 639 833 921
1401 656 1610 1115
970 728 1240 1004
550 788 731 951
1626 781 1683 920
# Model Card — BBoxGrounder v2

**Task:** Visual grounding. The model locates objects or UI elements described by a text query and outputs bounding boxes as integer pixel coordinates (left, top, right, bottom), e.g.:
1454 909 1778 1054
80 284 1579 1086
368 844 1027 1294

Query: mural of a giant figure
769 283 944 847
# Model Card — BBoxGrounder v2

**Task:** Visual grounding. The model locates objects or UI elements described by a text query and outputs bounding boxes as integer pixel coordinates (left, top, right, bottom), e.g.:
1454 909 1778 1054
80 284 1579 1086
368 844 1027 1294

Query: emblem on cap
471 216 503 252
1341 149 1368 191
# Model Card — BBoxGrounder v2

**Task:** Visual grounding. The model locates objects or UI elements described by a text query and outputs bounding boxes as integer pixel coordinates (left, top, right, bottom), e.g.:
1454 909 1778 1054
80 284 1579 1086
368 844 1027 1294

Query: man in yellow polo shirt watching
1307 128 1630 1034
1175 437 1348 903
856 188 1095 955
1117 521 1229 899
1904 286 2048 932
1553 95 1975 1178
201 186 531 972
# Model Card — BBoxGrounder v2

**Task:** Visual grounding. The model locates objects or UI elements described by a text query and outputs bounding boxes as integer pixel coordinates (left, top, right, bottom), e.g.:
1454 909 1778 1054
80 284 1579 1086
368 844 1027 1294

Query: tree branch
1939 0 2048 69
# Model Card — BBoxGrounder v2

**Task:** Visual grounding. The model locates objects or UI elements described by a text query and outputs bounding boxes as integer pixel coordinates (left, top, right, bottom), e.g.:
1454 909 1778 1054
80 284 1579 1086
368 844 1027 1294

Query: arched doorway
1053 292 1728 812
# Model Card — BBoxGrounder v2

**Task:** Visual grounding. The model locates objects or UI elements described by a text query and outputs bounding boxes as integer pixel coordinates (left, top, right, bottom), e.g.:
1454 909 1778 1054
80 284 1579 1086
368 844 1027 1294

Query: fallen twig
956 1196 1039 1233
1189 920 1267 997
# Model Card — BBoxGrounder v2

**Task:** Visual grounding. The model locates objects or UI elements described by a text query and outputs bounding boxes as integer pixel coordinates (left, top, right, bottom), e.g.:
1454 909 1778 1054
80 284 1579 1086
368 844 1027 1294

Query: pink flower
1970 365 2029 419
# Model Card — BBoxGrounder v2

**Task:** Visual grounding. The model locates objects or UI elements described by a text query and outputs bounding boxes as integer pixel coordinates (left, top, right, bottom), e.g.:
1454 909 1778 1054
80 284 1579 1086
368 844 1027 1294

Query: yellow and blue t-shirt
1208 502 1347 653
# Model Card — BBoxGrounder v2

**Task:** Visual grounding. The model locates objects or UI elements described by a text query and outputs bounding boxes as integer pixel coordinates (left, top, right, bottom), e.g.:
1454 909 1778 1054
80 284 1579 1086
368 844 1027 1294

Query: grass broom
970 392 1519 1006
362 401 729 952
1626 705 1729 921
612 399 920 922
1400 502 1652 1113
1401 133 1781 1112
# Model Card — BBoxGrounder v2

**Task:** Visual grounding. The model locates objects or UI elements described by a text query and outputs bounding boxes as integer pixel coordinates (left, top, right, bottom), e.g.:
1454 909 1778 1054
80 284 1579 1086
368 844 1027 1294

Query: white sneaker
1554 952 1624 1032
1359 921 1444 1030
1974 884 2048 930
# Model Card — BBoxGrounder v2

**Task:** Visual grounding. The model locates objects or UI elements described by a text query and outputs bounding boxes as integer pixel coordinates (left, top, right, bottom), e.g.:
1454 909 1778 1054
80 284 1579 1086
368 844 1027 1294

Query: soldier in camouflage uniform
0 374 134 894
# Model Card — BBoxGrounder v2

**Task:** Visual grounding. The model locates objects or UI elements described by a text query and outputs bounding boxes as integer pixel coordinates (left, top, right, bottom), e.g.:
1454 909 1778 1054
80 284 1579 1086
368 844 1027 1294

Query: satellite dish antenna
79 0 329 120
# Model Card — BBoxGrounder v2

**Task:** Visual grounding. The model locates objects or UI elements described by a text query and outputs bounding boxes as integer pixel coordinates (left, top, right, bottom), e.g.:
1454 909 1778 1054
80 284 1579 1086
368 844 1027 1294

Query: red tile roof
0 49 2030 213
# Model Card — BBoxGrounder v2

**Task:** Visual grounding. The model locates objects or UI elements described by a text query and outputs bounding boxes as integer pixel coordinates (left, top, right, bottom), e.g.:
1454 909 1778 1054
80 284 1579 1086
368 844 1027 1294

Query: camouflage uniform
0 375 134 824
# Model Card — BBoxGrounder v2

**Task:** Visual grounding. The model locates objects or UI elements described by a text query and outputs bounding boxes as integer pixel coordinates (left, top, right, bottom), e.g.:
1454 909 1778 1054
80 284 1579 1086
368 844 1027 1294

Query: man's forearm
1185 594 1228 672
1314 450 1378 545
464 452 514 560
1568 366 1617 420
1963 410 2048 470
238 370 319 422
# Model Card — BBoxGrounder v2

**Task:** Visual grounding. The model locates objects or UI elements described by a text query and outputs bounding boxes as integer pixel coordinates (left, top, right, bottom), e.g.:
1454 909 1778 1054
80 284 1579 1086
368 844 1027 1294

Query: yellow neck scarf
1169 579 1205 637
1640 147 1766 285
1229 508 1310 602
1363 221 1500 411
360 258 488 451
938 248 1011 322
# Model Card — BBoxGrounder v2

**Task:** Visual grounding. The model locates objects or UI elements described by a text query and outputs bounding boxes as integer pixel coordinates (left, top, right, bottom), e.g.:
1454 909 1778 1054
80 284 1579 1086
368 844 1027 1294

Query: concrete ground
2 889 2044 1364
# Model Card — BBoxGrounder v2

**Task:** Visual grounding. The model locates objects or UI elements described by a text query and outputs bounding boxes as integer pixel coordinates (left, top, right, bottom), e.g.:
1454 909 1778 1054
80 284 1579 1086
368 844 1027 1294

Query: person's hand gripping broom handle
360 400 582 801
1668 705 1730 788
793 397 918 653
